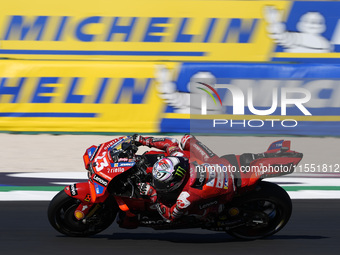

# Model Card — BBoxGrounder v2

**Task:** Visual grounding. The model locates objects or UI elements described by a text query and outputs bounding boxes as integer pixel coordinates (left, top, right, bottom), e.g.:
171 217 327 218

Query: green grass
0 186 64 192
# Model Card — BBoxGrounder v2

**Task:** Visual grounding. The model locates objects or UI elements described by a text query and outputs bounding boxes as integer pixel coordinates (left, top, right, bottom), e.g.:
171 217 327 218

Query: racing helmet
152 157 189 193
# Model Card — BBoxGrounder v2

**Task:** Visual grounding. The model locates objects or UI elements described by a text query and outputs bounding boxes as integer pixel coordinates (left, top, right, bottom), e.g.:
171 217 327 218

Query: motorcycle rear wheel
48 190 117 237
226 181 292 240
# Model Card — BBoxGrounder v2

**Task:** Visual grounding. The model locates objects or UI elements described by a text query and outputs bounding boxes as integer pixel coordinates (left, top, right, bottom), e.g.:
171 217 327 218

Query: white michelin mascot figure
264 6 333 53
155 65 223 114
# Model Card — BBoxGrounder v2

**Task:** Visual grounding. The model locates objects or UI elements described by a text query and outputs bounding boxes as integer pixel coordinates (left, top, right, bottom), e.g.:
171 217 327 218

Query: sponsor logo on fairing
196 141 215 157
151 138 165 142
70 184 77 196
117 162 135 167
84 194 91 202
94 183 105 195
93 174 108 187
199 200 218 210
193 144 209 161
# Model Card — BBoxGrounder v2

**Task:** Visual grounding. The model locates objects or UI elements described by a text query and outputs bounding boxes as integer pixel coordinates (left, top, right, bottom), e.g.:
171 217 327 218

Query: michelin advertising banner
1 0 340 62
1 61 340 135
0 60 177 132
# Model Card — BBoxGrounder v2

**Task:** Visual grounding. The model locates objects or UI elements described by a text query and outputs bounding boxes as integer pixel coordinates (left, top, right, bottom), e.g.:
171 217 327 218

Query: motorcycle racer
48 134 302 238
133 134 235 223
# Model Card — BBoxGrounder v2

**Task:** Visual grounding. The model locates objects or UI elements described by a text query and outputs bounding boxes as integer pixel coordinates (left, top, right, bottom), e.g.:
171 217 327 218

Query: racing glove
137 183 158 203
132 134 146 147
155 203 172 223
155 203 183 223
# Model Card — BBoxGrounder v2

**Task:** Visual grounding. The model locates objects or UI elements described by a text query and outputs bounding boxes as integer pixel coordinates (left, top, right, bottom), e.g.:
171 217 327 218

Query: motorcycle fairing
266 140 291 153
88 136 137 180
243 155 302 187
88 180 110 203
223 140 303 190
73 136 150 210
237 149 302 188
83 145 98 169
64 182 92 202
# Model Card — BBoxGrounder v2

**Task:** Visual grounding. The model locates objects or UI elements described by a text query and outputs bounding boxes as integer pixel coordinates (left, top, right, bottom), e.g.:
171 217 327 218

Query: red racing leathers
136 135 235 223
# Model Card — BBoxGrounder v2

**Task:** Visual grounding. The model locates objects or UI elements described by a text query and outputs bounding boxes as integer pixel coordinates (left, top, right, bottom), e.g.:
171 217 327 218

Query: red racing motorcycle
48 136 303 240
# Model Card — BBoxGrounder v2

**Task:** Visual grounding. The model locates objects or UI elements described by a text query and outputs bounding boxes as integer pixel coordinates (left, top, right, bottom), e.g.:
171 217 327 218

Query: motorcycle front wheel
226 181 292 240
48 190 117 237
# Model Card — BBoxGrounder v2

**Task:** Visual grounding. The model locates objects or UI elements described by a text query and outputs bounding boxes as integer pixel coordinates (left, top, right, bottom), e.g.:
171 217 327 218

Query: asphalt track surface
0 200 339 255
1 134 340 255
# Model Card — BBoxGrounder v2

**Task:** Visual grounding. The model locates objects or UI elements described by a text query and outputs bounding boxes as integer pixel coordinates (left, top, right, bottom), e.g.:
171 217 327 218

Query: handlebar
110 141 138 162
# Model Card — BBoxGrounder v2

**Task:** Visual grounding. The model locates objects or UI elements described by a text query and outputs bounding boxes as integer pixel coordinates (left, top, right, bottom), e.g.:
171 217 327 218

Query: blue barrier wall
159 63 340 136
